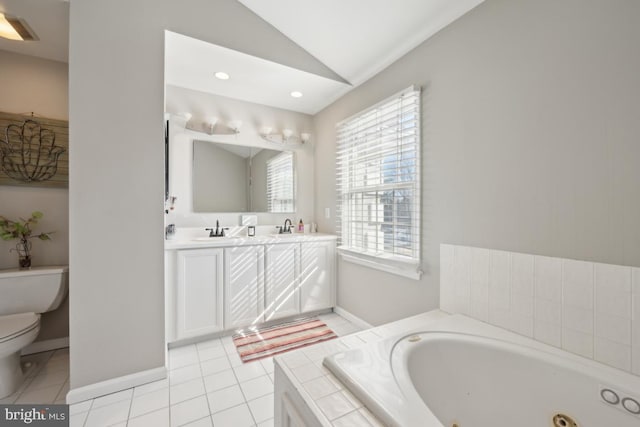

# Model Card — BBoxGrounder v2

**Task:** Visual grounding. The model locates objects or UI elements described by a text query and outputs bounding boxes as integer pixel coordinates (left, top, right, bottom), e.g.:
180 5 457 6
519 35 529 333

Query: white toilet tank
0 266 68 315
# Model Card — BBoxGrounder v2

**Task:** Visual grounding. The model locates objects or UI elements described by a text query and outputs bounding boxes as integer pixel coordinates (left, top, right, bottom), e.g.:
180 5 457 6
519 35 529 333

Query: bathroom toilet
0 266 68 399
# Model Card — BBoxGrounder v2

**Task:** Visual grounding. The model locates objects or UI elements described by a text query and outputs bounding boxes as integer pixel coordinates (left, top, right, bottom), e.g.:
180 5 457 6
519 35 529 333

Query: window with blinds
336 86 421 263
267 151 295 213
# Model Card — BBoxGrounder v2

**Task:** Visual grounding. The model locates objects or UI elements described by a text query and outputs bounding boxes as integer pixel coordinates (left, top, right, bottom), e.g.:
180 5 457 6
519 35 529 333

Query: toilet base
0 351 25 399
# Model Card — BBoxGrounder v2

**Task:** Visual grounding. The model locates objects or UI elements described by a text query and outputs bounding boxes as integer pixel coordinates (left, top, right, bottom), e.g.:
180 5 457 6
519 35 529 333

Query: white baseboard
334 306 374 330
66 366 166 404
22 337 69 355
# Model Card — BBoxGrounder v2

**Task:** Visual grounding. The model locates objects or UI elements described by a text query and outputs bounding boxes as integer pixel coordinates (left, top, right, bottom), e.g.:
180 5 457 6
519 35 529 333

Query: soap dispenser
298 219 304 233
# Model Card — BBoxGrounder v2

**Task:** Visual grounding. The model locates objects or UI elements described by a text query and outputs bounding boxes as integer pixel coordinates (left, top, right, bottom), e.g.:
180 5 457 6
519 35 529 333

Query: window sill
337 247 423 280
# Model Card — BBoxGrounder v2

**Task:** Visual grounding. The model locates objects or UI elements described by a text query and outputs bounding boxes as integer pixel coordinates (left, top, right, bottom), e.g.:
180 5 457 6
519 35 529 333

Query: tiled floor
0 347 70 406
69 312 361 427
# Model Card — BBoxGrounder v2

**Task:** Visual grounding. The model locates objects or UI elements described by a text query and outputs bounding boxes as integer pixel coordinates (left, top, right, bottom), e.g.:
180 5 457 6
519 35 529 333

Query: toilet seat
0 313 40 344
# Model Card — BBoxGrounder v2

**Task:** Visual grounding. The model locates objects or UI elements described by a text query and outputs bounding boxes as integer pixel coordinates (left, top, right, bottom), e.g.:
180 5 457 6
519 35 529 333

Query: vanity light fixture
0 13 38 41
214 71 230 80
259 127 310 145
227 120 242 133
290 91 303 98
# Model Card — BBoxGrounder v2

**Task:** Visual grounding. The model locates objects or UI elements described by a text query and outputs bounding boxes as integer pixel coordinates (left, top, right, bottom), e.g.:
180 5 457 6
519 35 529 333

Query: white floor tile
55 379 70 402
233 362 266 383
84 399 131 427
182 415 213 427
212 404 255 427
26 370 69 391
170 352 200 370
170 395 210 427
257 418 274 427
248 393 274 424
203 369 238 394
259 358 274 374
134 378 169 397
200 356 231 377
239 375 272 401
170 377 206 405
15 383 63 404
197 345 226 362
129 387 169 418
91 388 133 409
207 384 245 414
196 338 223 351
128 407 170 427
169 364 203 386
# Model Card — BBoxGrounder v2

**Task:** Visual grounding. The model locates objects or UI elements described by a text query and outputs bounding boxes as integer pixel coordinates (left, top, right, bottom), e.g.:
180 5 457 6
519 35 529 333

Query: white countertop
165 232 337 250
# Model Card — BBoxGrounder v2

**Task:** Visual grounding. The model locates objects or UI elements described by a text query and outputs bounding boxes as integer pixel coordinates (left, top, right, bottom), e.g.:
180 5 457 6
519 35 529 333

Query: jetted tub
324 314 640 427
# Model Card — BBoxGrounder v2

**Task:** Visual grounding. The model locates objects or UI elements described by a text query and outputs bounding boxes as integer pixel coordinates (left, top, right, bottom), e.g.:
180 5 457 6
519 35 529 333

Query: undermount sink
270 233 299 238
192 236 241 241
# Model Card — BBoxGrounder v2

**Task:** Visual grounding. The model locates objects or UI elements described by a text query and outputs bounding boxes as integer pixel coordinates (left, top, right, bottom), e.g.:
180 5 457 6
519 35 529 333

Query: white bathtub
324 314 640 427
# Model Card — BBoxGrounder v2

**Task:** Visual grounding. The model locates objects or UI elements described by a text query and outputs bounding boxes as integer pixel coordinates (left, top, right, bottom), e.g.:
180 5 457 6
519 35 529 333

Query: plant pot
18 255 32 269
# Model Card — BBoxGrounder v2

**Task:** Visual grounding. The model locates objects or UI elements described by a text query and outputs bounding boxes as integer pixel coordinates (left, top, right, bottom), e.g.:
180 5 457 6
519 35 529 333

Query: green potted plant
0 211 54 269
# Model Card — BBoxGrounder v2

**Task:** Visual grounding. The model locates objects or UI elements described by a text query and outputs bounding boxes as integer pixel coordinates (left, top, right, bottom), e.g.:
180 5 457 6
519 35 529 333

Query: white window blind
267 151 295 213
336 86 421 263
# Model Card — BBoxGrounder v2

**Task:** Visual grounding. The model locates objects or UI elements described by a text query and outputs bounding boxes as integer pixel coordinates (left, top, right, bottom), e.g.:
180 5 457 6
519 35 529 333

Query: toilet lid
0 313 40 343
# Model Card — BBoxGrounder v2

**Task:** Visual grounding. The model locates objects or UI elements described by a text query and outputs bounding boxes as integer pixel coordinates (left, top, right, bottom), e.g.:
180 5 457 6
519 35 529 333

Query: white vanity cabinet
299 240 335 312
166 235 337 345
264 242 301 321
175 248 224 340
224 245 264 328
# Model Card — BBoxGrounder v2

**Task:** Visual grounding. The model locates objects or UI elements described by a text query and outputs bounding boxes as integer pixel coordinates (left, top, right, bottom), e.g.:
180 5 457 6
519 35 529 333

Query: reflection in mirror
193 140 295 213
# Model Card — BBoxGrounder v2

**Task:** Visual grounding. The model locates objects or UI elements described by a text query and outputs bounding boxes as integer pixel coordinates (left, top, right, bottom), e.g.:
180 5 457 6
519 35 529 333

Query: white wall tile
595 290 632 318
562 328 593 359
535 256 562 302
595 313 631 345
511 293 534 318
594 337 631 371
595 263 632 294
563 259 594 309
511 253 534 297
535 299 561 326
562 305 593 334
471 248 490 286
508 313 533 338
440 244 639 376
633 268 640 295
633 293 640 348
534 319 561 347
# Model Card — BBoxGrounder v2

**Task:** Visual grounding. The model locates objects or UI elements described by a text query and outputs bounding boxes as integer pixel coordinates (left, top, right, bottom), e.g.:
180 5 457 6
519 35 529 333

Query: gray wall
0 50 69 343
314 0 640 325
69 0 339 389
193 142 248 212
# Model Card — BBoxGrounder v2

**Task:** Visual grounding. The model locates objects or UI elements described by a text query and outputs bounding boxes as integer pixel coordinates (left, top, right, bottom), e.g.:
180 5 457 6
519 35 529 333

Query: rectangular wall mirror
193 140 296 213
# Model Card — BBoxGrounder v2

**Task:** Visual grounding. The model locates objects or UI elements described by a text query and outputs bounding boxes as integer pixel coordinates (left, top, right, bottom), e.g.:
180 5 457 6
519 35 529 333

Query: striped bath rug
233 317 337 363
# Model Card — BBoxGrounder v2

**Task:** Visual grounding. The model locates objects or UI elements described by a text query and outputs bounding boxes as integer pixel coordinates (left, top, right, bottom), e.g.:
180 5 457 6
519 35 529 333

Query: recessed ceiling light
0 13 37 41
290 91 303 98
214 72 230 80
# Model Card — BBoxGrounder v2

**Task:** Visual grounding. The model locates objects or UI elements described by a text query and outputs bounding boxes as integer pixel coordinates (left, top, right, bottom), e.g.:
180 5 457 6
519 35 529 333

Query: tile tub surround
273 310 451 427
68 312 360 427
440 244 640 374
